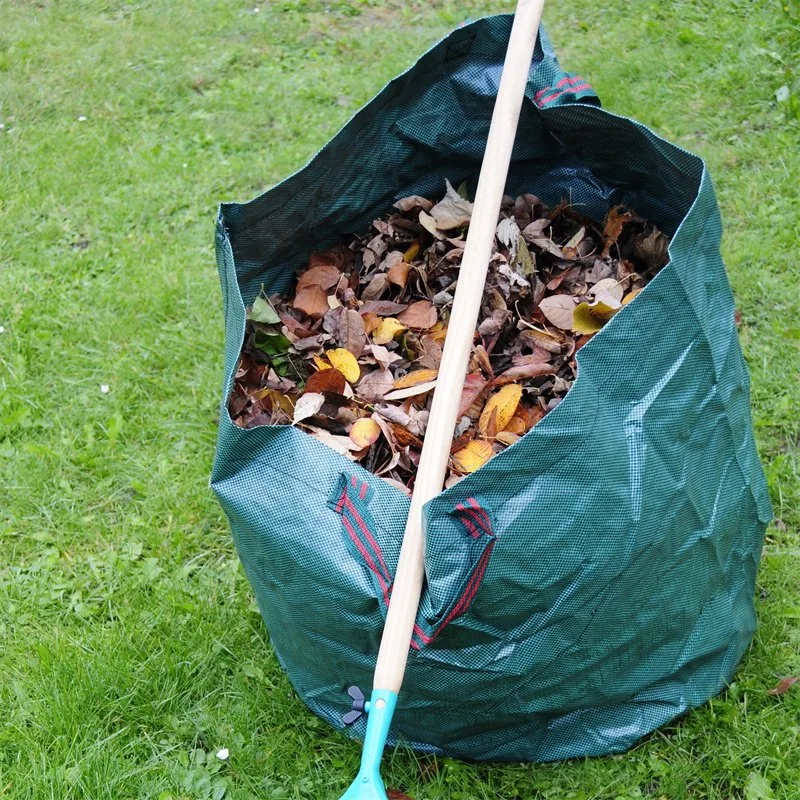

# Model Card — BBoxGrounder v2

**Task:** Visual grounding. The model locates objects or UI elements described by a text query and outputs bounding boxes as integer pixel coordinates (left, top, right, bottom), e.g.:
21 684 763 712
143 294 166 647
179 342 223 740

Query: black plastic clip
342 685 366 725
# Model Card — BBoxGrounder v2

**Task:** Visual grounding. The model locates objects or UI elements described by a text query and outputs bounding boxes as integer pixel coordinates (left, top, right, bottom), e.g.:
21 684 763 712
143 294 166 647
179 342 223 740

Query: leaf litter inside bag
229 183 669 490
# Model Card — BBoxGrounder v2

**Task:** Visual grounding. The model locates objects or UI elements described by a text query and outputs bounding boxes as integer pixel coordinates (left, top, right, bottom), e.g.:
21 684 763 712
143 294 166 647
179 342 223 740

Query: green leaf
247 295 281 325
745 772 774 800
253 329 291 357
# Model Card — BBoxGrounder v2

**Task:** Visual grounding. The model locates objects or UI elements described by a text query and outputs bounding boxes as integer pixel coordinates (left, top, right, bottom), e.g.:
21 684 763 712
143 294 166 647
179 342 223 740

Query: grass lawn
1 1 798 798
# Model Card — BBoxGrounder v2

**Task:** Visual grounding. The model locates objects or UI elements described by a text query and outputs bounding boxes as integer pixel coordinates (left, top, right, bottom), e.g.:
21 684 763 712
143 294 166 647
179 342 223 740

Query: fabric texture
211 15 771 762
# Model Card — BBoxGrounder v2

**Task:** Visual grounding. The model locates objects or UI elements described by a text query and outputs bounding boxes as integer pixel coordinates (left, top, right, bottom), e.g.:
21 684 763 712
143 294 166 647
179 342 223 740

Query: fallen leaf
247 295 281 324
452 440 493 473
479 384 522 437
391 423 424 449
591 277 624 303
572 297 620 334
393 195 433 213
622 288 644 305
339 309 366 357
296 263 341 292
306 426 360 458
430 179 473 230
601 205 634 257
496 431 521 446
571 302 605 334
397 300 437 330
360 300 408 316
515 237 535 276
493 362 556 385
293 284 329 319
403 240 421 262
538 295 577 330
293 393 325 424
387 259 411 290
458 374 488 417
393 369 438 390
384 380 437 401
349 417 382 448
745 772 775 800
519 327 563 353
304 368 346 395
767 676 799 696
325 348 359 383
372 317 407 345
356 369 395 401
419 209 446 240
633 228 669 270
361 273 389 301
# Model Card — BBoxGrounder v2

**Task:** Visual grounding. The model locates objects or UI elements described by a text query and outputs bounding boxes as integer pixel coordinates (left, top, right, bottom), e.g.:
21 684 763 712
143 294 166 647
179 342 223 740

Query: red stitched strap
334 475 393 608
411 496 496 649
534 74 594 107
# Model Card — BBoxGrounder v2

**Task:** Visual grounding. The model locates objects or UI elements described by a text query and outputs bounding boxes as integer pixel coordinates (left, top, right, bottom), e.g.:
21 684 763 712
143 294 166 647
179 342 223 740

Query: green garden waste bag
211 16 772 762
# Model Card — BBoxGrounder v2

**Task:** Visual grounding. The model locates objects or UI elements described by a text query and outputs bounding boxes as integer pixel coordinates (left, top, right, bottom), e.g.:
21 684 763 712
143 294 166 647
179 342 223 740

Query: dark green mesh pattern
211 15 771 762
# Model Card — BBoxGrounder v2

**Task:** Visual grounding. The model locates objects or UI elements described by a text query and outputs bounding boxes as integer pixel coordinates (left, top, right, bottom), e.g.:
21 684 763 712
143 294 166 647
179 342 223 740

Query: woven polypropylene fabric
211 15 772 762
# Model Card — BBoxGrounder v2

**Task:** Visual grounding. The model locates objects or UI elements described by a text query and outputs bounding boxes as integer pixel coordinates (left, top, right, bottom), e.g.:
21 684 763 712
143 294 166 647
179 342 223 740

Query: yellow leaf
312 355 331 371
349 418 381 448
327 348 360 383
496 431 521 446
451 440 493 473
572 298 621 334
571 303 604 334
402 241 421 263
478 384 522 437
393 369 438 390
430 321 448 344
372 317 406 345
622 287 644 305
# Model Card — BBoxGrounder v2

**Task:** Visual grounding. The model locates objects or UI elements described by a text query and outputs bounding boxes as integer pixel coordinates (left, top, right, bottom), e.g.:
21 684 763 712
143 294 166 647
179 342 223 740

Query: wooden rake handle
373 0 546 693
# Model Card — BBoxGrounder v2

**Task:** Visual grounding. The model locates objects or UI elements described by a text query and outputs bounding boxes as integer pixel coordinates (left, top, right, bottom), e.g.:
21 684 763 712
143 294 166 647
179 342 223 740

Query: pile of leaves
229 181 669 493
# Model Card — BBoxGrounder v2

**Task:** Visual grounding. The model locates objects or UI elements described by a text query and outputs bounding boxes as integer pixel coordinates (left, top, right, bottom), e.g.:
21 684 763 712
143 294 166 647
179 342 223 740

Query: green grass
1 0 798 797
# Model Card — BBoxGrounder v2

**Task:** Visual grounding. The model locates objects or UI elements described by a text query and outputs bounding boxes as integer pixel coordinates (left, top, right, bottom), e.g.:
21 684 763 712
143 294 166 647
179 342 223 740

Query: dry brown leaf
387 259 411 290
458 373 488 417
479 384 522 437
360 300 408 316
356 369 395 401
451 440 493 473
349 417 382 448
393 195 433 213
304 368 346 395
493 362 556 385
601 205 634 257
296 263 341 292
429 179 473 230
397 300 437 330
339 308 366 357
538 295 577 330
391 424 424 449
361 273 389 301
293 284 329 319
327 348 360 383
767 676 799 696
